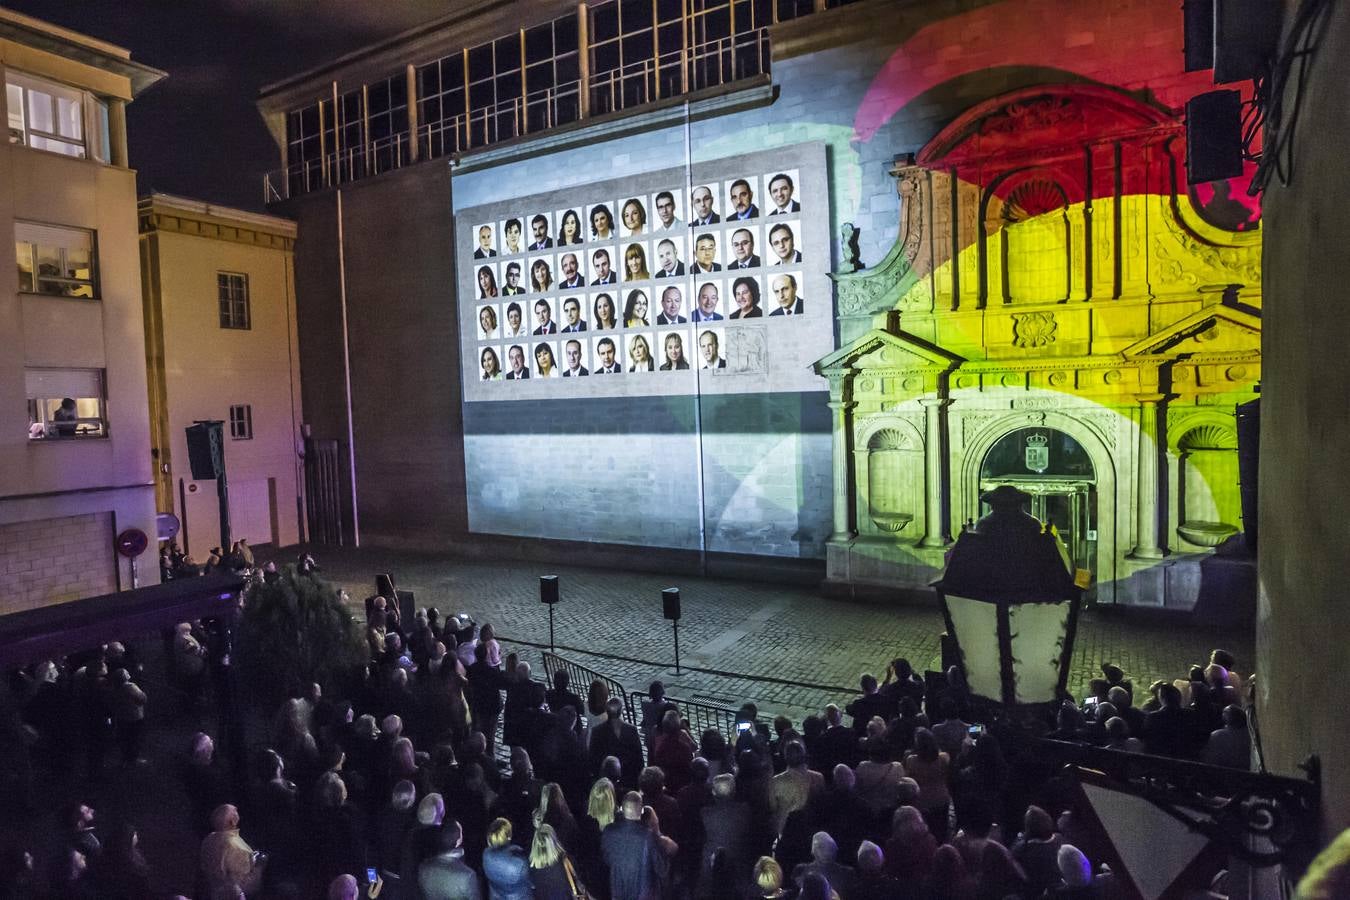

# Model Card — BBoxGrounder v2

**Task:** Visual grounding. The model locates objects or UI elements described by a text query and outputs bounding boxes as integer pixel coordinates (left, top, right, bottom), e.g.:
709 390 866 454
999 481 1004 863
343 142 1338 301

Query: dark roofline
0 8 166 97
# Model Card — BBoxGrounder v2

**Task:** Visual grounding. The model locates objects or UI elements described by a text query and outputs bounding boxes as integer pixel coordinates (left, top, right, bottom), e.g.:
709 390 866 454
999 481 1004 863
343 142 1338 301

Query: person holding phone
200 804 266 899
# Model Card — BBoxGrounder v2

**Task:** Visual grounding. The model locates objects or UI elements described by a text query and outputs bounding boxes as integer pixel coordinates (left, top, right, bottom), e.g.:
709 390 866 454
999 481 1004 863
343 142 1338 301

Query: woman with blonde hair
752 856 788 899
528 824 577 900
482 817 532 900
533 782 580 856
624 244 651 281
628 334 654 372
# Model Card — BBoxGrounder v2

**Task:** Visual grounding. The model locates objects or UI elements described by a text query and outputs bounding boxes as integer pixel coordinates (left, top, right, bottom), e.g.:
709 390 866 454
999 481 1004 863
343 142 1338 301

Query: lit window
15 222 97 298
6 71 107 160
218 272 250 329
229 404 253 440
25 368 106 439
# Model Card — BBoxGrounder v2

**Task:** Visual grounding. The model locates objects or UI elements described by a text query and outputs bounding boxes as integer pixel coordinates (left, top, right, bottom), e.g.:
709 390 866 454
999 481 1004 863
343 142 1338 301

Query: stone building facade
816 83 1260 607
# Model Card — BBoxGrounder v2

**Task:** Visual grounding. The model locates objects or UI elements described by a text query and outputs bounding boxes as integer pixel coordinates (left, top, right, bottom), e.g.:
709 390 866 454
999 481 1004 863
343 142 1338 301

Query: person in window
659 333 690 371
628 335 654 373
623 290 649 328
478 266 499 299
557 209 583 246
590 205 615 240
53 398 78 437
481 347 502 381
593 293 618 330
729 277 763 319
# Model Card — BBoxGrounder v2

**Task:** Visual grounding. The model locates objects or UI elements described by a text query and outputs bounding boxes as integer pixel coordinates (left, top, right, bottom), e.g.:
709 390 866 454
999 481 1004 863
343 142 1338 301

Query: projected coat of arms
1024 432 1050 473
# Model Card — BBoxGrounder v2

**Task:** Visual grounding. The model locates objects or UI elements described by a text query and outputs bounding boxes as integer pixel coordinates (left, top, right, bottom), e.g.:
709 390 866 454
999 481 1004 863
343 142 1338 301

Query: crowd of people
0 556 1266 900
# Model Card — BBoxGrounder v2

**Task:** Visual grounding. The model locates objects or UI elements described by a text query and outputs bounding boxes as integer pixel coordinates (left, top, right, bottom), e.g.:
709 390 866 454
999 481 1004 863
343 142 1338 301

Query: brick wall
0 513 117 615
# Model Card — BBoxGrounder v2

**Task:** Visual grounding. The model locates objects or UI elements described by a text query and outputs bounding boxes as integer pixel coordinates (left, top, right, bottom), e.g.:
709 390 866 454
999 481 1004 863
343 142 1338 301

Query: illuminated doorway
979 427 1097 591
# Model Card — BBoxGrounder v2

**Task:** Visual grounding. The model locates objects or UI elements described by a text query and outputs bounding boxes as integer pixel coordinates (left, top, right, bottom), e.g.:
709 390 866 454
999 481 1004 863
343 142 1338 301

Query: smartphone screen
366 867 378 883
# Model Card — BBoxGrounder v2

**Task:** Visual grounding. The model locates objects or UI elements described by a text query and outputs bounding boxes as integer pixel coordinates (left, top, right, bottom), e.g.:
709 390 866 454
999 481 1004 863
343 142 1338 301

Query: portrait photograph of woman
658 331 690 371
477 264 499 299
477 303 499 339
623 243 650 282
623 289 649 328
533 341 559 378
592 292 618 331
621 197 647 236
627 333 654 372
480 346 502 381
556 208 583 246
729 275 763 319
530 256 555 293
503 301 526 337
588 203 615 240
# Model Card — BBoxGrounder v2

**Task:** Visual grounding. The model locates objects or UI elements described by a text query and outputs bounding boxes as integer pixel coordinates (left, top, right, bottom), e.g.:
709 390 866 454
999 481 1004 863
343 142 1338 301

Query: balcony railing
264 30 771 204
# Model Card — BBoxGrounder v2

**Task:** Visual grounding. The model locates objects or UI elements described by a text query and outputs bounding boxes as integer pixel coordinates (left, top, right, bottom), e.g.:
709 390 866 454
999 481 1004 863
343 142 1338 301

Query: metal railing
630 689 741 743
541 650 634 724
263 29 770 203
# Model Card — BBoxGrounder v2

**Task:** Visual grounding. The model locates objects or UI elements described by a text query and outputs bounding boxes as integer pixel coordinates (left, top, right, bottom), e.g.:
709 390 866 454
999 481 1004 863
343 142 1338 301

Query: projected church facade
259 0 1258 607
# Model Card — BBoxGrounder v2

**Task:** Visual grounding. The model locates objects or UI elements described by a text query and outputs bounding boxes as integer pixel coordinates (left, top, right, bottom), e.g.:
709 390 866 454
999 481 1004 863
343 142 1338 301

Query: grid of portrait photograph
468 169 810 383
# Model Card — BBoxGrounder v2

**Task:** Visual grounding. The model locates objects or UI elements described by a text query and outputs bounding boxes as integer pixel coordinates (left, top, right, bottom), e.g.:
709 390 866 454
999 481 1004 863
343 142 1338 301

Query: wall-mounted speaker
1183 0 1215 71
185 422 224 480
1186 90 1244 184
1213 0 1281 84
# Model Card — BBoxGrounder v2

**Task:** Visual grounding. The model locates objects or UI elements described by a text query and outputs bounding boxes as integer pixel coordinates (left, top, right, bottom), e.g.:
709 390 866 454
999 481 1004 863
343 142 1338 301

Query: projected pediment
1122 306 1261 358
816 329 964 377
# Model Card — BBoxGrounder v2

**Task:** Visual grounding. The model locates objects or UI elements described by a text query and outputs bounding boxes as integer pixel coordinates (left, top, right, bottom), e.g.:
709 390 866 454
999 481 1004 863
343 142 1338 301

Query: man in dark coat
588 698 644 788
417 820 482 900
601 792 668 900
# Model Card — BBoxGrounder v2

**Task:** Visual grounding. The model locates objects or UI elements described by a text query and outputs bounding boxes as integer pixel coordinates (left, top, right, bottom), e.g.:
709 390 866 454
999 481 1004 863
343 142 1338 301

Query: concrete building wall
0 512 117 614
139 195 304 556
1258 0 1350 840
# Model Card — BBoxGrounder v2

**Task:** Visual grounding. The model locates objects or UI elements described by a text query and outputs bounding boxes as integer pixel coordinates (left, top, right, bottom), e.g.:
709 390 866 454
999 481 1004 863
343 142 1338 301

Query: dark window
218 272 250 330
229 404 253 440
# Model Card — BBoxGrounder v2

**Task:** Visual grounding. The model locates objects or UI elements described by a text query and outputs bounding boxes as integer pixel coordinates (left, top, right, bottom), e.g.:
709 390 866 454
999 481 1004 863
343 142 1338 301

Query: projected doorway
979 427 1097 586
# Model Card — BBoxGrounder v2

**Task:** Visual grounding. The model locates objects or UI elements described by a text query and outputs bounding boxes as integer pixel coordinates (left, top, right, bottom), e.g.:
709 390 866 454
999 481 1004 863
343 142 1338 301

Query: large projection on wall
455 143 834 556
457 144 830 399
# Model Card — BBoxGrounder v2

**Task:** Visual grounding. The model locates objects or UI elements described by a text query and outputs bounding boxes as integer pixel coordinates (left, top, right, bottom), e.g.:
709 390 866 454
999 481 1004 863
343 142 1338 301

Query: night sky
3 1 449 211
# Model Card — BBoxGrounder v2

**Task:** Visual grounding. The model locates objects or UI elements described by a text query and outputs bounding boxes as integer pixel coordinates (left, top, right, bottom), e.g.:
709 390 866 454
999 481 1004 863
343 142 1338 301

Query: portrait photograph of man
726 177 760 221
698 328 727 369
727 226 762 270
592 336 623 374
767 171 801 215
654 237 685 278
768 221 802 265
690 233 721 274
655 285 687 325
652 190 683 230
501 217 524 254
561 338 589 377
560 296 588 333
501 261 526 295
689 184 720 227
691 280 723 322
769 272 804 316
503 301 527 337
528 213 554 250
505 343 531 379
473 223 498 259
590 247 617 285
558 251 586 289
532 297 558 335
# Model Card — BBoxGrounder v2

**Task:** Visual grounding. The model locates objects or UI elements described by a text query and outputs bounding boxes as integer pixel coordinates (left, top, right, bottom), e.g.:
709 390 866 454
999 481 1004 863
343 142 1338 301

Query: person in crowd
816 704 860 776
401 792 447 889
650 709 696 792
931 698 973 758
884 805 936 885
1203 704 1252 769
1045 844 1107 898
200 804 266 900
602 791 668 900
533 782 581 858
94 821 152 899
482 817 532 900
590 698 644 790
750 857 787 899
375 780 418 890
527 824 578 900
1103 716 1145 753
418 820 481 900
545 671 584 723
699 774 752 896
768 739 824 837
846 674 897 734
791 831 854 899
904 728 953 842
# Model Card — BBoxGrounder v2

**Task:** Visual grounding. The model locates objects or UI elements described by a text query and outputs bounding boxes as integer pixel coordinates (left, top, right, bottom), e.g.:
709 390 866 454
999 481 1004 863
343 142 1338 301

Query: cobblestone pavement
303 546 1255 726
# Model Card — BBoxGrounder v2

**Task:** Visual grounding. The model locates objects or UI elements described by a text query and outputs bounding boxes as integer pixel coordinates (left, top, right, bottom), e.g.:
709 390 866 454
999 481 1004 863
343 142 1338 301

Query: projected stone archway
957 410 1120 594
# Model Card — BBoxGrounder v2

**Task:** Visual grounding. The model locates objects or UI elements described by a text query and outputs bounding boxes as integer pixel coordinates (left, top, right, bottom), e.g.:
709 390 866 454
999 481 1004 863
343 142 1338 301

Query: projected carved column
920 397 950 548
827 376 856 542
1132 393 1166 559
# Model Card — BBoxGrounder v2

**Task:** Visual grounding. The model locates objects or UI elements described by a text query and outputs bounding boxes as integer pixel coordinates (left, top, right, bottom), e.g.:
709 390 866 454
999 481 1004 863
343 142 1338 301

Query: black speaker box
540 575 559 604
1235 398 1259 553
662 587 681 621
1186 90 1244 184
1183 0 1214 71
1214 0 1281 84
185 422 224 480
